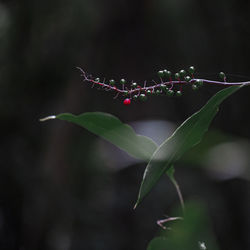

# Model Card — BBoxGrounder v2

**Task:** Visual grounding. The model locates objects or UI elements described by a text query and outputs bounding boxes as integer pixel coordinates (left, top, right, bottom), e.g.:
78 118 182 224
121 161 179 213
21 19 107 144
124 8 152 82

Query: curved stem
170 176 185 214
77 68 250 97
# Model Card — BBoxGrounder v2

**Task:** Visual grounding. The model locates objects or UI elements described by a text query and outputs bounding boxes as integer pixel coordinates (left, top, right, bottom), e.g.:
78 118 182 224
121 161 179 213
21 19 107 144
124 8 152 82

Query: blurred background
0 0 250 249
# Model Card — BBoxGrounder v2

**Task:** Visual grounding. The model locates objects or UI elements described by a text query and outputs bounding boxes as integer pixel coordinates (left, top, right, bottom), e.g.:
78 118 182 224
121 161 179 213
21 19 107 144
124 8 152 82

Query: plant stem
170 177 185 214
77 67 250 97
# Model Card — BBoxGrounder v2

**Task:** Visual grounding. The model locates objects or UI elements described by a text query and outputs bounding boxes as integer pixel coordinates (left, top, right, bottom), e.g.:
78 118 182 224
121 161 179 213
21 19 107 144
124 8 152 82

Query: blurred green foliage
147 201 219 250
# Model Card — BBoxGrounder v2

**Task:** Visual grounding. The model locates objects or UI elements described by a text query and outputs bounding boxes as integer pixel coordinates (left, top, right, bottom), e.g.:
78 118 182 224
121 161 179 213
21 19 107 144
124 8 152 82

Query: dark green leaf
135 85 242 207
42 112 158 161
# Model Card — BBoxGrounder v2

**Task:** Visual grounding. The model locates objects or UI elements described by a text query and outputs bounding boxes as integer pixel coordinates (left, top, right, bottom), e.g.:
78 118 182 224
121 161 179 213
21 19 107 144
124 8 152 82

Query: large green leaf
135 85 243 208
41 112 157 161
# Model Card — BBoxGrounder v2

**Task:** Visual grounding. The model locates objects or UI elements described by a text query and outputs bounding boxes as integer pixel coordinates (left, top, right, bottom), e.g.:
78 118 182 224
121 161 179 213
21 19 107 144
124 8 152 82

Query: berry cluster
77 67 246 106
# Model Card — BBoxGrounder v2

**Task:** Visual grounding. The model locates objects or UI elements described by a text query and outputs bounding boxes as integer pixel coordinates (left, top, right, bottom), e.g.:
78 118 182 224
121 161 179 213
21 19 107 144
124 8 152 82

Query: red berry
123 98 131 105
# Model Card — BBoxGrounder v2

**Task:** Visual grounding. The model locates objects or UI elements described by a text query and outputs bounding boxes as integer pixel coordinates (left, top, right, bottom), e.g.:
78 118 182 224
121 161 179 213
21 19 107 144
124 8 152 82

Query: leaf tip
39 115 56 122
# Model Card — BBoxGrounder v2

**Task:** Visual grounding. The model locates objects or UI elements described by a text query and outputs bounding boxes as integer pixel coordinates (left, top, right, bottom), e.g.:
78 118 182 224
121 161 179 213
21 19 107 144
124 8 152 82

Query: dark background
0 0 250 249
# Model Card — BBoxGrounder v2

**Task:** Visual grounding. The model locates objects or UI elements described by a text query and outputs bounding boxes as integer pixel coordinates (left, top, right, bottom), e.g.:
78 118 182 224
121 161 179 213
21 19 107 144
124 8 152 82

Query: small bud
120 79 126 84
123 98 131 105
176 90 182 97
158 70 164 78
189 66 195 74
95 78 100 82
175 72 180 80
140 94 147 101
219 72 225 80
185 76 191 82
109 79 115 86
192 84 198 90
131 82 137 88
179 70 186 78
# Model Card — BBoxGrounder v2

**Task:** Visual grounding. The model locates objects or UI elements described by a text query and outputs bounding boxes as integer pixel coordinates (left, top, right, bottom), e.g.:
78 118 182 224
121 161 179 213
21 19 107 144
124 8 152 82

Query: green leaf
135 85 243 208
41 112 158 161
147 201 220 250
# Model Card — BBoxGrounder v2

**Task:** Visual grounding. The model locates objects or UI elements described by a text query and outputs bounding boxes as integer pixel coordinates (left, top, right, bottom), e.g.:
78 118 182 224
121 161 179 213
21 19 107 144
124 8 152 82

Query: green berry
179 70 186 78
146 90 152 95
131 82 137 88
163 69 168 76
133 95 138 100
175 72 180 80
196 79 203 86
160 84 167 91
120 79 126 84
192 84 198 90
176 90 182 97
219 72 225 80
165 70 171 78
185 76 191 82
95 78 100 82
167 89 174 96
156 89 161 95
123 90 128 96
140 94 147 101
189 66 195 74
109 79 115 86
158 70 164 78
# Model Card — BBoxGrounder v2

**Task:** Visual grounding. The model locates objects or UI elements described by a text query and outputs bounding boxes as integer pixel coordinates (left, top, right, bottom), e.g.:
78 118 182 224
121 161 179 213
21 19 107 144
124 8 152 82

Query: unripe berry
167 89 174 96
158 70 164 78
175 72 180 80
192 84 198 90
120 79 126 84
131 82 137 88
146 90 152 95
179 70 186 78
196 79 203 86
109 79 115 86
95 78 100 82
165 70 171 78
160 84 167 91
123 90 128 96
156 89 161 95
163 69 168 76
123 98 131 105
176 90 182 97
189 66 195 74
140 93 147 101
133 95 138 100
219 72 225 80
185 76 191 82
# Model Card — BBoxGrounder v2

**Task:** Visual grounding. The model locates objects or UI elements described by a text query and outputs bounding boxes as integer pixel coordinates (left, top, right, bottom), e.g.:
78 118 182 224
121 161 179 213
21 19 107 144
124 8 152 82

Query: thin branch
76 67 250 100
157 216 183 230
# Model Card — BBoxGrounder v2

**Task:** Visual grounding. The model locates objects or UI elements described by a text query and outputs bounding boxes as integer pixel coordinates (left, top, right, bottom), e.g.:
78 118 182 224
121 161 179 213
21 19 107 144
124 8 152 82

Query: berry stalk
77 67 250 105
